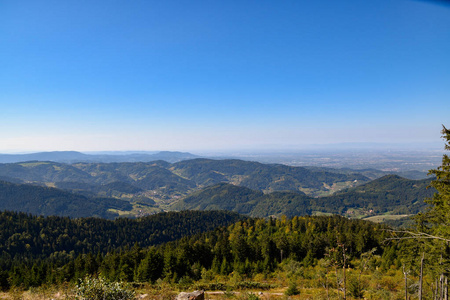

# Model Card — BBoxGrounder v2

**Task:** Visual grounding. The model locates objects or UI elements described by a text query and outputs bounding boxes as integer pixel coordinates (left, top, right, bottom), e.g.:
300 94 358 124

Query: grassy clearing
363 214 410 223
108 203 162 217
18 162 51 167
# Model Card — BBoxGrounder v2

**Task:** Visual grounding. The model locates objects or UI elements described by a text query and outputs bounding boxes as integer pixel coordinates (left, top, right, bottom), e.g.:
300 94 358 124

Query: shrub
285 282 300 296
75 275 135 300
348 277 364 299
239 292 260 300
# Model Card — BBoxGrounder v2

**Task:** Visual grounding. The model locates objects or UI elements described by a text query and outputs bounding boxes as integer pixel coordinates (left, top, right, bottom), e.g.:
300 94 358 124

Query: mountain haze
0 151 198 164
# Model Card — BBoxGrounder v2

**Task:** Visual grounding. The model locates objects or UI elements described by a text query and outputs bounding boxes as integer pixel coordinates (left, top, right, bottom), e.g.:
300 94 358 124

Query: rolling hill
173 175 434 218
0 159 370 205
0 180 133 218
316 174 434 215
0 159 433 220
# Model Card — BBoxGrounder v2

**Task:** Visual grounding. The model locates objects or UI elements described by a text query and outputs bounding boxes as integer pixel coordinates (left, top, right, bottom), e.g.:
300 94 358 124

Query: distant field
363 214 410 223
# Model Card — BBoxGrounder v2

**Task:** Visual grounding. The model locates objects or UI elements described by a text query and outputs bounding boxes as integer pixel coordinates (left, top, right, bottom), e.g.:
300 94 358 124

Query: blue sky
1 0 449 152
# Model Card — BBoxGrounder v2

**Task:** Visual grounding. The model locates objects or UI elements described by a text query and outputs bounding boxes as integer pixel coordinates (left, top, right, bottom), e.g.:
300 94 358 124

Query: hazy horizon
0 140 445 155
1 0 449 152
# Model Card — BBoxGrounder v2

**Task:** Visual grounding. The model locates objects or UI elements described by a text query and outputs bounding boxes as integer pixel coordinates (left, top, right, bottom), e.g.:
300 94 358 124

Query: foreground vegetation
0 214 437 299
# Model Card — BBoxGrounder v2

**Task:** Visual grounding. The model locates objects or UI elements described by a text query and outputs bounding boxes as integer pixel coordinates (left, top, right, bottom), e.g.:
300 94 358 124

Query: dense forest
0 210 244 262
2 211 449 299
0 214 390 290
316 174 434 215
174 175 434 217
0 180 132 218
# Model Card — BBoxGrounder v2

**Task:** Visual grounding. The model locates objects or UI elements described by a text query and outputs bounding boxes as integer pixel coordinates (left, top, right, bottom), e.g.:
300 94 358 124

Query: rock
176 290 205 300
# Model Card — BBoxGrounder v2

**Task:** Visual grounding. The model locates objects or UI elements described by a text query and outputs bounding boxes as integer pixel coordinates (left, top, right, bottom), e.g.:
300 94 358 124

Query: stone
176 290 205 300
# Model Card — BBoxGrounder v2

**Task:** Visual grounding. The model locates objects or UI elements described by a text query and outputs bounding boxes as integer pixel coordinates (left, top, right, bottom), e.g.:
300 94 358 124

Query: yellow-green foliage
75 275 135 300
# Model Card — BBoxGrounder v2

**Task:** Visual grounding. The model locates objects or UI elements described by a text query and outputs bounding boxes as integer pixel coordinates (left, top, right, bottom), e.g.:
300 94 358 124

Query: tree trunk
343 247 347 300
445 276 448 300
440 254 444 300
436 278 440 300
403 265 408 300
335 266 341 300
419 252 424 300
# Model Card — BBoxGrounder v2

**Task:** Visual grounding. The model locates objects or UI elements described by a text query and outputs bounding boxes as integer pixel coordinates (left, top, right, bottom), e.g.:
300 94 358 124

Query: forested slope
173 183 312 217
174 175 434 217
0 214 392 289
0 159 369 204
316 174 434 214
0 181 132 218
0 210 244 262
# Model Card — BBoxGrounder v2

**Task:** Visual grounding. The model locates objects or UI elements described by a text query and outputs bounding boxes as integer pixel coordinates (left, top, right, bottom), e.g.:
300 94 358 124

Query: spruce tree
426 125 450 240
415 125 450 299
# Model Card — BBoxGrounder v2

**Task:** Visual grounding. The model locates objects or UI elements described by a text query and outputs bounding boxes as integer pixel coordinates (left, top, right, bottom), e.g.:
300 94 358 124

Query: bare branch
384 229 450 243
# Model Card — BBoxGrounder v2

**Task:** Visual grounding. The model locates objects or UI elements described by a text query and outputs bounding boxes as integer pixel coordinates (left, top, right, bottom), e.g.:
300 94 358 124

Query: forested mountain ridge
173 175 434 218
316 174 434 215
0 159 369 202
172 183 312 217
0 210 245 262
0 157 434 219
0 151 198 164
0 180 132 218
304 166 429 180
171 158 369 195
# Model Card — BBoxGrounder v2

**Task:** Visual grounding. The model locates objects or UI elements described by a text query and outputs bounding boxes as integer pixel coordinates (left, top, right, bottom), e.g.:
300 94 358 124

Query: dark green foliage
0 210 244 262
175 183 312 218
316 175 434 214
102 181 143 194
285 282 300 296
175 183 263 214
0 213 391 289
100 215 387 285
348 276 365 299
421 125 450 237
135 249 164 283
0 175 24 184
0 270 10 291
407 126 450 286
0 180 132 218
175 175 434 217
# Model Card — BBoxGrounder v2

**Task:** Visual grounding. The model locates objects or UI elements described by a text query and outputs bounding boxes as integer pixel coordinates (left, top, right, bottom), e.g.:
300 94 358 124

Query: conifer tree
425 125 450 240
415 125 450 299
397 126 450 243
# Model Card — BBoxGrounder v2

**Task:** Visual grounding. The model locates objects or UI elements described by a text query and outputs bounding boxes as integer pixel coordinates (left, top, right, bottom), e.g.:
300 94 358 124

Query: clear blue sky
1 0 449 152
